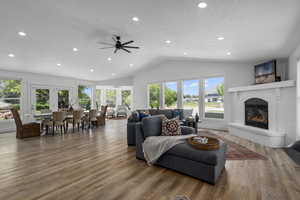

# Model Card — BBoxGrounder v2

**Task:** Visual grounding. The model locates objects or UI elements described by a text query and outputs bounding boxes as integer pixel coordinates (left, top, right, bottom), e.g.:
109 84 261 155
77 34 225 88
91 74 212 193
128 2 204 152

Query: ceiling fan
99 35 140 53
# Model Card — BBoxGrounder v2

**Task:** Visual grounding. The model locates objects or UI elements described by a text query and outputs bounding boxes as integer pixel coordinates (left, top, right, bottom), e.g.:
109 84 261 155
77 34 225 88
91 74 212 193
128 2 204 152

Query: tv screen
255 60 276 84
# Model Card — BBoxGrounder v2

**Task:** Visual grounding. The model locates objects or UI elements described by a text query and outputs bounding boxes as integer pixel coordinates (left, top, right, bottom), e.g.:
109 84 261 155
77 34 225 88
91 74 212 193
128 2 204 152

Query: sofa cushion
157 109 174 119
142 115 163 137
130 111 140 122
161 117 181 136
165 141 225 166
292 141 300 152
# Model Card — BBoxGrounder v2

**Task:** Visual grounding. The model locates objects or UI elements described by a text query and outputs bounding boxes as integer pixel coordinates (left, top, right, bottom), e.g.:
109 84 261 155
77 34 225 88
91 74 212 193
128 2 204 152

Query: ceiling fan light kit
99 35 140 54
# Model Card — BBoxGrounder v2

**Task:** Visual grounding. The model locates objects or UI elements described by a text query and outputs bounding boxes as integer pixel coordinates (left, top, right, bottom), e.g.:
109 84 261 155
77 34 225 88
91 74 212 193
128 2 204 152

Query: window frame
0 78 22 122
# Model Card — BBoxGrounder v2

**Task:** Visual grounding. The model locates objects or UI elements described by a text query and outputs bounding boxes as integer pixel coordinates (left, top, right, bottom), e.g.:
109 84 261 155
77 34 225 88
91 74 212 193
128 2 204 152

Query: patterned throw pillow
161 116 181 136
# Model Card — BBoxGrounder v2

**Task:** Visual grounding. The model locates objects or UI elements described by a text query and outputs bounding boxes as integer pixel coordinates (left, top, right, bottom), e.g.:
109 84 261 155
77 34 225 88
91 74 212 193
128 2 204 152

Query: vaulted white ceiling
0 0 300 81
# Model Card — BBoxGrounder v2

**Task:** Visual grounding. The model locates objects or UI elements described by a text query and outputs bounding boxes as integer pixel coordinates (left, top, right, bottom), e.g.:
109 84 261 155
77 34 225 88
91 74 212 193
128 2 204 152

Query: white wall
289 43 300 140
0 69 96 133
133 59 254 129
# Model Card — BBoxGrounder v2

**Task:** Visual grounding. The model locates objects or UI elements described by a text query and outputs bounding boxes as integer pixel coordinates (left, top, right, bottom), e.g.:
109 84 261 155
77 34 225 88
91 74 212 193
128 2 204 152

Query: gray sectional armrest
135 122 145 160
181 126 195 135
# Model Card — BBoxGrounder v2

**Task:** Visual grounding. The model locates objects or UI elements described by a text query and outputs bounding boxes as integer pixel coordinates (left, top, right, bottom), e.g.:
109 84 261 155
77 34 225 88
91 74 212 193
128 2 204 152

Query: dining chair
97 105 108 126
40 109 52 134
89 109 98 128
72 110 83 132
11 108 41 139
52 111 66 135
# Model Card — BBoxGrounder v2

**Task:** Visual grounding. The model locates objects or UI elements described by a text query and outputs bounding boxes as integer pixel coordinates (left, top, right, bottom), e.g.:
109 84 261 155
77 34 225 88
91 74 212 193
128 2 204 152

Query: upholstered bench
135 115 227 184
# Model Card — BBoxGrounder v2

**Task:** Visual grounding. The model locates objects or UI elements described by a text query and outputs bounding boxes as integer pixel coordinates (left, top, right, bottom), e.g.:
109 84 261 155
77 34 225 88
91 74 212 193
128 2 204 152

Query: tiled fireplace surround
228 80 296 148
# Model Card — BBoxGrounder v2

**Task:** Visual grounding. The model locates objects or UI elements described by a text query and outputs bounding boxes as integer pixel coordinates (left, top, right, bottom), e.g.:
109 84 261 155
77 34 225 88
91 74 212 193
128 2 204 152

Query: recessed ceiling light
129 64 134 67
198 1 208 8
73 47 78 52
217 36 225 41
112 73 116 76
183 52 188 55
57 63 62 67
107 57 112 61
8 53 15 58
18 31 26 36
165 40 171 44
90 69 94 72
132 17 139 22
227 51 232 56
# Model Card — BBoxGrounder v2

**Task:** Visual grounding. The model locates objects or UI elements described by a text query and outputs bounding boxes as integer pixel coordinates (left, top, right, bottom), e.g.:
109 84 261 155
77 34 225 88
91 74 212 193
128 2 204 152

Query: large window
35 89 50 113
164 82 177 109
95 89 102 110
204 77 224 119
0 80 21 120
148 83 160 109
106 89 116 107
183 80 199 116
58 90 69 109
78 85 92 110
121 90 132 109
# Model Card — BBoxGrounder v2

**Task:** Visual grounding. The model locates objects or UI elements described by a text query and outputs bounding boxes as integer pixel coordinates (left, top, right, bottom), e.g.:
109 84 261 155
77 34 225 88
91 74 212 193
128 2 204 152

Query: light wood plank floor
0 119 300 200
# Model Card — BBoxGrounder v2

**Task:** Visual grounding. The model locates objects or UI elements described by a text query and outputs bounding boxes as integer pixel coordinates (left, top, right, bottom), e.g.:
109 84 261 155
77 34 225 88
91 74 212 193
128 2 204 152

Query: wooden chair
97 105 108 126
10 108 41 139
52 111 66 135
89 109 98 128
69 110 83 132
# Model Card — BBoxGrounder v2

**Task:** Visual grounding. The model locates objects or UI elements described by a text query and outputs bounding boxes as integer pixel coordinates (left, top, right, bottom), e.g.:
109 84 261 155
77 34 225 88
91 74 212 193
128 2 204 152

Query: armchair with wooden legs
10 108 41 139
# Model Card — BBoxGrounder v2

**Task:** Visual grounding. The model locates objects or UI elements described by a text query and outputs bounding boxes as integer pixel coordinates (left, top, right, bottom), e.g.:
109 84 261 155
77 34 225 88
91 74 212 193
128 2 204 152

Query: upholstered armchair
116 105 128 118
11 109 41 139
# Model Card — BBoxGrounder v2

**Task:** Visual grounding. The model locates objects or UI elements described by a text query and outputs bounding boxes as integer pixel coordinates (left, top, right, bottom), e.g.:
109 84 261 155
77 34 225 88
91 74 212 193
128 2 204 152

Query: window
148 83 160 109
121 90 132 109
204 77 224 119
35 89 50 113
0 80 21 120
164 82 177 108
95 89 102 110
183 80 199 116
78 85 92 110
106 89 116 107
58 90 69 109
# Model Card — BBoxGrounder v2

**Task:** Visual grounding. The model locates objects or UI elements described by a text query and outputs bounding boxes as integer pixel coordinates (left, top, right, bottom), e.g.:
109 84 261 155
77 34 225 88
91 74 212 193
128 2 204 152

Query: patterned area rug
174 195 190 200
198 129 267 160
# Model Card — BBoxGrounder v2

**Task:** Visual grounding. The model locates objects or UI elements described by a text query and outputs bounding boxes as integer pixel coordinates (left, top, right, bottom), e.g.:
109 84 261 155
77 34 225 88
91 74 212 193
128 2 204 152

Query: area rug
174 195 190 200
198 129 267 160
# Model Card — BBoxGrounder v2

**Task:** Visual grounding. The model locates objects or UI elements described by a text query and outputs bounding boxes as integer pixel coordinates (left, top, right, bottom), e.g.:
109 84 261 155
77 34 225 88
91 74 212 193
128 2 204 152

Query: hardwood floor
0 119 300 200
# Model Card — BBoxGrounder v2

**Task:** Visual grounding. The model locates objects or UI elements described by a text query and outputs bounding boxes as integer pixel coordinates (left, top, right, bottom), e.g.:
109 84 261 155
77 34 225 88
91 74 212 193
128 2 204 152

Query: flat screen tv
255 60 276 84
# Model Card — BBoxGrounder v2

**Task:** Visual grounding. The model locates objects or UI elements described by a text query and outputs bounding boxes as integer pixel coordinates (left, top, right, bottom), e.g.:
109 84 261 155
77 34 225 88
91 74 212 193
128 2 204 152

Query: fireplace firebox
245 98 268 129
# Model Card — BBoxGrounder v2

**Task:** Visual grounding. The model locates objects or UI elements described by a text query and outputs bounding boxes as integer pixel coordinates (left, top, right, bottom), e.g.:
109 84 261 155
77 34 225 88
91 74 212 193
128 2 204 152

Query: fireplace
245 98 268 129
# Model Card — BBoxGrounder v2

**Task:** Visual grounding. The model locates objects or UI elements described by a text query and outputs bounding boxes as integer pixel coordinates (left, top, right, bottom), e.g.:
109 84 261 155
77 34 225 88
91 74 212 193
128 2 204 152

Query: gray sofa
135 115 227 184
127 109 193 146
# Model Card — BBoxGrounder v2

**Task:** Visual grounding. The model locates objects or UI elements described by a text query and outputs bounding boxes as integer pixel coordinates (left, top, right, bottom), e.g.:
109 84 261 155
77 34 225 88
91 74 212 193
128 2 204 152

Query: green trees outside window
106 89 116 107
36 89 50 112
0 80 21 120
148 84 160 109
164 82 177 108
78 85 92 110
121 90 132 108
58 90 69 109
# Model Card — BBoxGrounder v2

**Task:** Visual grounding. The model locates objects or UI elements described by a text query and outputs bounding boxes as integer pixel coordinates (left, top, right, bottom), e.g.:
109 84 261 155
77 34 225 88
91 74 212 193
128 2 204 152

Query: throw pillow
139 111 150 121
161 116 181 136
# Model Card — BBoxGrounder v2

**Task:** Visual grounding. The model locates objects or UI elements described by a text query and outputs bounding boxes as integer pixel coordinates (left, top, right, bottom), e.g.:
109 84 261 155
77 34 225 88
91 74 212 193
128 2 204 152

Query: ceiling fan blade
114 48 118 53
100 47 114 49
122 40 134 46
123 46 140 49
112 37 116 42
121 48 131 53
98 42 114 46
